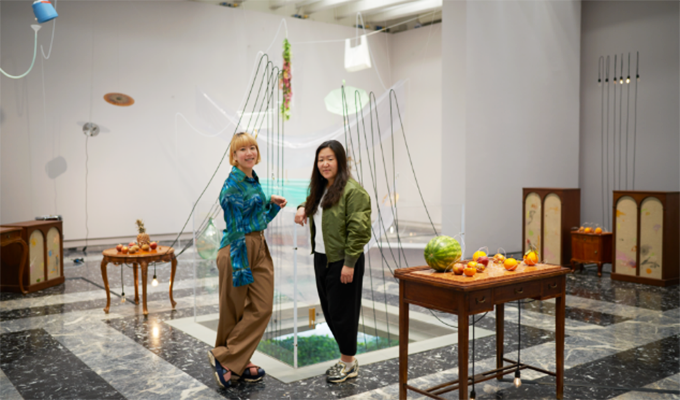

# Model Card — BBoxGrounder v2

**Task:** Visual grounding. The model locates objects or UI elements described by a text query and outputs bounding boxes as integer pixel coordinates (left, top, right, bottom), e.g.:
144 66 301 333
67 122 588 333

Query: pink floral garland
280 39 292 120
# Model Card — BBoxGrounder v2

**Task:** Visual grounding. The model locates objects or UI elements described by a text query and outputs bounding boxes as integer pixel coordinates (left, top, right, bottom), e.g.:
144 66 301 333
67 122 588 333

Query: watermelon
424 236 462 272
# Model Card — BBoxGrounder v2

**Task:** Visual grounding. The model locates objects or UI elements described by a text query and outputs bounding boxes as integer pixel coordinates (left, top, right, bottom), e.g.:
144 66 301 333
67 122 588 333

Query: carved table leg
169 256 177 309
496 303 505 380
399 280 409 400
141 261 148 315
458 311 469 400
101 258 111 313
556 293 565 399
133 263 140 305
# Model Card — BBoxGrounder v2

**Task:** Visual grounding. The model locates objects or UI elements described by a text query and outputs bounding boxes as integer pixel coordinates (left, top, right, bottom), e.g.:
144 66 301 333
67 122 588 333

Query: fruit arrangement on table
115 219 158 254
576 225 607 235
424 236 550 278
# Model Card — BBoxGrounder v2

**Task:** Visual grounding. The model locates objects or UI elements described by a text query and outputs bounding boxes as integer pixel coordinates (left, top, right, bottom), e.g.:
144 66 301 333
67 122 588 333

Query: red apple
149 242 158 250
477 256 489 267
129 242 136 247
121 246 129 254
116 244 123 252
453 263 465 275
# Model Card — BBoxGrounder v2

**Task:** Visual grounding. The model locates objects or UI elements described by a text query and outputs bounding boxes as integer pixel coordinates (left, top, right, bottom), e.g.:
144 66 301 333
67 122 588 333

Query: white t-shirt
313 191 326 254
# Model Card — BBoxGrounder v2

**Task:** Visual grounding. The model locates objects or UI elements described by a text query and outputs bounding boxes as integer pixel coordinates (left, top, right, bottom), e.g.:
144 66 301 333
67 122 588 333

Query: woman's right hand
294 207 307 226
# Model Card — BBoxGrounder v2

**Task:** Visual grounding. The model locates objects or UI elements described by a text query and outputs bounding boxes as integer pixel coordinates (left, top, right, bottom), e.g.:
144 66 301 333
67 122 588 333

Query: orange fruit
504 258 518 271
584 227 592 233
467 261 478 269
473 251 487 262
524 251 538 266
595 227 603 234
464 267 477 277
578 226 585 232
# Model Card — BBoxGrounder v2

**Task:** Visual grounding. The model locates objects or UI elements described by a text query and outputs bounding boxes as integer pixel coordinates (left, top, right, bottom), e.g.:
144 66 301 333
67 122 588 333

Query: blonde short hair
229 132 261 166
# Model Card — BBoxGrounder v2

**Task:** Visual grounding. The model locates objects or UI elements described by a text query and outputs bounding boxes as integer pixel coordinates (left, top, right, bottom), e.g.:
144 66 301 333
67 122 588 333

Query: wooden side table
0 227 29 294
570 232 612 277
395 262 569 400
101 246 177 315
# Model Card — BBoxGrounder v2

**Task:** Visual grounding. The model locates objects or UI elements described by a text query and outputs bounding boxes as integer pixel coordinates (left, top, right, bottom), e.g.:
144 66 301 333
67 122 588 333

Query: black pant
314 252 365 356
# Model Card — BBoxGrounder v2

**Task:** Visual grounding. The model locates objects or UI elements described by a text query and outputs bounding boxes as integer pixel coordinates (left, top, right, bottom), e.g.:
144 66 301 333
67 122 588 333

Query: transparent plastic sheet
193 80 406 170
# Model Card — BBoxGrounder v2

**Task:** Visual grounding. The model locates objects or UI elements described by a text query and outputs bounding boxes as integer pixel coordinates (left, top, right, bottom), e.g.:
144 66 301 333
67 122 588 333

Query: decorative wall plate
104 92 135 106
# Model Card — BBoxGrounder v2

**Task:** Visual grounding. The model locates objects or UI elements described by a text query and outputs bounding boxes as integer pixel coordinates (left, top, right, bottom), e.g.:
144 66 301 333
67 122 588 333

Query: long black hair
304 140 350 217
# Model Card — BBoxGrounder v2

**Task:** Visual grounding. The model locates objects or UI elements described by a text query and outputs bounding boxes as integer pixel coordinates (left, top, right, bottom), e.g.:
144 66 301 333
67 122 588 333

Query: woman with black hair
294 140 372 383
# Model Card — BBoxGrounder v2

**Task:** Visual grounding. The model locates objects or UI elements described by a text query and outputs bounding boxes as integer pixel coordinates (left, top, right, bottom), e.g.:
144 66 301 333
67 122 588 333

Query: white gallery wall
579 0 680 229
442 0 582 254
1 1 443 243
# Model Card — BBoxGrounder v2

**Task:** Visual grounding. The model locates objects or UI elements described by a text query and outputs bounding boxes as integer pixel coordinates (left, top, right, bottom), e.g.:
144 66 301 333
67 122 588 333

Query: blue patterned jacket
219 166 280 287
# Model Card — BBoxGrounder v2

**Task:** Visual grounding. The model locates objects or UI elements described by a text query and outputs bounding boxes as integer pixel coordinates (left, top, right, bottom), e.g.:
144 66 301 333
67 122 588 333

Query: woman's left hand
270 195 287 208
340 266 354 284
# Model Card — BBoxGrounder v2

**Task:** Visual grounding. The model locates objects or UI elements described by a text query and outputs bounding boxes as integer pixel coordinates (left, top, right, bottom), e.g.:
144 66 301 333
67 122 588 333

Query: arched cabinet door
639 197 663 280
46 227 61 280
615 196 638 276
525 192 542 254
543 194 562 265
29 230 45 284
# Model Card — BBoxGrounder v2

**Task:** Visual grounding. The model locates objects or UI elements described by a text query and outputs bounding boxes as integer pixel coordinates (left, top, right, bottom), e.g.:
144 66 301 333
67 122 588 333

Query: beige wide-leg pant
212 231 274 376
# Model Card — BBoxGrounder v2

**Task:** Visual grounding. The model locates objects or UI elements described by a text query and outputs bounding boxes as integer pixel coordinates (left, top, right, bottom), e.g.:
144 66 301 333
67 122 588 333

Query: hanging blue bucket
33 0 58 24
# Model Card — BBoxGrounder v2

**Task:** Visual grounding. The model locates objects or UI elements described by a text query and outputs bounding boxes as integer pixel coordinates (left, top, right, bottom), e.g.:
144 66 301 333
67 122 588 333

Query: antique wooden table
570 231 612 277
101 246 177 315
0 227 29 294
395 262 570 400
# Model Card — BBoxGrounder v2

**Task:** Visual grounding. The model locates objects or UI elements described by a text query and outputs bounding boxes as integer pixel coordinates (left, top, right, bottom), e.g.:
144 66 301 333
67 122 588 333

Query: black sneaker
327 360 359 383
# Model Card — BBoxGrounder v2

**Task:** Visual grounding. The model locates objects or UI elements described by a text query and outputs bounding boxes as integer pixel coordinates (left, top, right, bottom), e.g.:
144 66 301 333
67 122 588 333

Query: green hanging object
196 218 220 260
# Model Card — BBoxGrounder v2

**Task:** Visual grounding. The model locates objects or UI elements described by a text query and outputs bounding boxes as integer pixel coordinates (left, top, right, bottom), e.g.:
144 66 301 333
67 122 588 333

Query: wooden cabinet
523 188 581 266
0 227 29 294
612 191 679 286
0 220 64 293
570 232 612 277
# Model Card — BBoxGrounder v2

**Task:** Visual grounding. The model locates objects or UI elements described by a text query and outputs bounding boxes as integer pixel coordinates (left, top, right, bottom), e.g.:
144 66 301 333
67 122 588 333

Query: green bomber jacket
300 178 372 268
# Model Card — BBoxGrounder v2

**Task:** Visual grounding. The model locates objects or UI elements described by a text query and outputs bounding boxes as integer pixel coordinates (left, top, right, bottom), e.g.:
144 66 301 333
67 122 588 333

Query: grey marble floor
1 246 678 400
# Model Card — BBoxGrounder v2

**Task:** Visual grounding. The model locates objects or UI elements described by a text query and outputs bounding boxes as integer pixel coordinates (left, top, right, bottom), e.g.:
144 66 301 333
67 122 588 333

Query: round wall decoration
103 93 135 106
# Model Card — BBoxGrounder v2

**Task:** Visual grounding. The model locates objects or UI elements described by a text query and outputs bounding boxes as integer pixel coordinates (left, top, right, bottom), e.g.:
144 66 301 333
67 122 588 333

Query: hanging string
40 0 58 59
598 56 605 229
613 54 618 193
605 55 611 230
632 52 640 190
625 52 631 190
618 54 624 190
169 53 271 255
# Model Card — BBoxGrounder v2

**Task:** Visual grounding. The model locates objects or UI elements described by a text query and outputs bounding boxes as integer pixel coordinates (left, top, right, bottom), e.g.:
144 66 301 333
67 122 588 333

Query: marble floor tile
0 363 29 400
0 329 124 399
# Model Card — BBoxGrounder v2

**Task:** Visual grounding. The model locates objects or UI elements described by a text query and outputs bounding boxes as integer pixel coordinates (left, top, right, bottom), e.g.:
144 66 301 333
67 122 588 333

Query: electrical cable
0 26 40 79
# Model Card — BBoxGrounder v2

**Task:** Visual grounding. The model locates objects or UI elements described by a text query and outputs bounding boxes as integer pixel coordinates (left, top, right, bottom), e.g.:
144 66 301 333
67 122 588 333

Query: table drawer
541 276 564 299
494 281 541 303
1 230 21 242
468 289 493 313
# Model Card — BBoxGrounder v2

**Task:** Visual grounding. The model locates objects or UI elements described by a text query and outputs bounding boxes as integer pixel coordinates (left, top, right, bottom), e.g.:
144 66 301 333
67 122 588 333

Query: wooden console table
101 246 177 315
570 231 612 277
395 262 569 399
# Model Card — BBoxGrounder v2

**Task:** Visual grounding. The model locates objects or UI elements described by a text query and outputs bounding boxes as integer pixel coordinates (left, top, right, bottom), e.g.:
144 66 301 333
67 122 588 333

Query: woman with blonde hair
294 140 371 383
208 132 287 388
